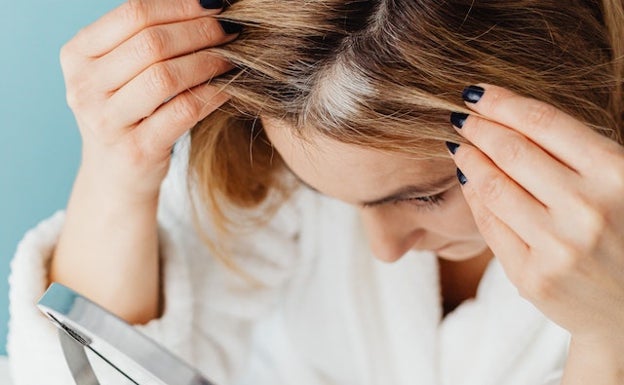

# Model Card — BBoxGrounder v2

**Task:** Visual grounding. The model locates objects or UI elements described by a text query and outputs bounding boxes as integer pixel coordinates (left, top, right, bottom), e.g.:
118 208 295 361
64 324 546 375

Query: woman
7 0 624 384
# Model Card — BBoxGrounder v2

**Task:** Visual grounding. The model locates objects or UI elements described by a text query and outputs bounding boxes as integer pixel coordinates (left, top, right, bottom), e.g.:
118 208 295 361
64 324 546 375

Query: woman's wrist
53 162 162 324
561 333 624 385
76 160 163 206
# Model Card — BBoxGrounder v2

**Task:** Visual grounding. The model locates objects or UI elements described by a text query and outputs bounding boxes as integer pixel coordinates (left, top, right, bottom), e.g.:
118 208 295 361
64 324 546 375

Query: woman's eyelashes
362 192 446 210
396 193 445 210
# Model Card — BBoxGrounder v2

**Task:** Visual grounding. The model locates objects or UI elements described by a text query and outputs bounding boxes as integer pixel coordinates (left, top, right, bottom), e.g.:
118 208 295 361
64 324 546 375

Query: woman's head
188 0 623 263
262 116 485 261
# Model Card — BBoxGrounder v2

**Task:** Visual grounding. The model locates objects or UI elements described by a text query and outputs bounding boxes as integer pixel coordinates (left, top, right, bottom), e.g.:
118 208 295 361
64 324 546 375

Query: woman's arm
50 166 161 324
48 0 234 324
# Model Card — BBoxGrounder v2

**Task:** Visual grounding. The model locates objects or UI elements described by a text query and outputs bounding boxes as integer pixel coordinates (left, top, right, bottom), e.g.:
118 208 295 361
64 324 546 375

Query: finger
450 111 577 209
450 142 552 248
107 50 233 128
68 0 223 58
134 82 230 156
93 16 238 92
460 83 621 175
456 168 530 286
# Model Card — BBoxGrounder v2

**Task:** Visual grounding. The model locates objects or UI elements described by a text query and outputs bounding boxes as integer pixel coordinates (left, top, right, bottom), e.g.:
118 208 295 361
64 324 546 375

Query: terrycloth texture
0 355 12 384
8 135 570 385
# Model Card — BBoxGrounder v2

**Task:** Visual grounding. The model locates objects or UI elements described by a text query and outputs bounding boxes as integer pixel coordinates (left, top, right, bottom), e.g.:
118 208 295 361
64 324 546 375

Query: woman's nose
360 208 423 263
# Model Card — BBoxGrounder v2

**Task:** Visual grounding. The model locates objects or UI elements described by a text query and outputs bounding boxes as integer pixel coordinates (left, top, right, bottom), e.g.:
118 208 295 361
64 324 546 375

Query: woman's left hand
447 83 624 345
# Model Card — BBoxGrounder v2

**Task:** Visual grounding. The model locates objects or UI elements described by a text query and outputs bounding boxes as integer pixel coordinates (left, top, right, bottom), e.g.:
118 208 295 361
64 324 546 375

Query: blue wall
1 0 123 355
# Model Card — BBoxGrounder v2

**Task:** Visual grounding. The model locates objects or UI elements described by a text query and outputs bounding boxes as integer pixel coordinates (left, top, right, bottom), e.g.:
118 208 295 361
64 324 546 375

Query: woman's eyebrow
360 174 457 207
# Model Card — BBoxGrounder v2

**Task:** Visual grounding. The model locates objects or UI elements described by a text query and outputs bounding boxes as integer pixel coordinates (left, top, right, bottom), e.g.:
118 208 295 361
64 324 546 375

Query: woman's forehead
261 116 455 203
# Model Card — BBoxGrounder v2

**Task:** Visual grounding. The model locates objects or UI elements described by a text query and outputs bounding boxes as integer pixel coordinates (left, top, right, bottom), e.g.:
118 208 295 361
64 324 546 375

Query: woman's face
262 117 489 262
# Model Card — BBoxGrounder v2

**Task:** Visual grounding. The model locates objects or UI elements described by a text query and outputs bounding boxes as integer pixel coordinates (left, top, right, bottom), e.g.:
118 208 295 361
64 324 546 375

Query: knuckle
526 271 558 301
471 201 496 233
71 26 89 49
147 63 179 94
122 0 150 27
566 193 608 250
551 241 578 266
59 43 73 67
515 272 534 300
180 0 199 16
198 19 220 43
135 28 168 61
91 113 111 132
522 101 558 134
611 169 624 193
579 208 607 250
65 77 90 109
495 134 528 165
479 173 506 202
583 204 608 231
605 147 624 189
171 95 200 125
65 89 80 109
549 236 592 277
65 90 79 109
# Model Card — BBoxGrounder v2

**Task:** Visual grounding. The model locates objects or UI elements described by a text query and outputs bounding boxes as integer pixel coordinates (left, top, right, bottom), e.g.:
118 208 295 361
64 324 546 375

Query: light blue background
1 0 123 356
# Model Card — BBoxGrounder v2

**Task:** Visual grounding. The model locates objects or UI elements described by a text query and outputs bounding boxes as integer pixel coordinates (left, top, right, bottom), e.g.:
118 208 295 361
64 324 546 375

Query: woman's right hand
48 1 236 322
60 0 236 199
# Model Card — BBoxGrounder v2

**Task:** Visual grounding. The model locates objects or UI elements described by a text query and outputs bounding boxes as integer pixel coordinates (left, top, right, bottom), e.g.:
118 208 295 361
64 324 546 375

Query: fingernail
462 85 484 103
199 0 223 9
218 19 243 35
445 141 460 155
450 112 469 129
457 168 467 185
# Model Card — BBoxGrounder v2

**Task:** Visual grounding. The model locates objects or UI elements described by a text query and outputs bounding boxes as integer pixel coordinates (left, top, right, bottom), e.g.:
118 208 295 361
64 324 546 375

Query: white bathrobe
7 135 570 385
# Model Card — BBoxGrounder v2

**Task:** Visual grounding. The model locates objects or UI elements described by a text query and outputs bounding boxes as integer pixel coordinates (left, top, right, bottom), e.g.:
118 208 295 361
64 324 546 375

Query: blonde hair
187 0 624 267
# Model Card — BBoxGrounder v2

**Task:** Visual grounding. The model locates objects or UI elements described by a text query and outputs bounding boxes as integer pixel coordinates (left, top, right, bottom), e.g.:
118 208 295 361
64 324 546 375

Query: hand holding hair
49 0 241 326
447 83 624 384
60 0 237 198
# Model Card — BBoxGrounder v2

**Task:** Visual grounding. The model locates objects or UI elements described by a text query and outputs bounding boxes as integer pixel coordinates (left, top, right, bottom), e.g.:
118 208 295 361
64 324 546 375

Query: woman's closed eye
363 192 446 210
395 193 445 210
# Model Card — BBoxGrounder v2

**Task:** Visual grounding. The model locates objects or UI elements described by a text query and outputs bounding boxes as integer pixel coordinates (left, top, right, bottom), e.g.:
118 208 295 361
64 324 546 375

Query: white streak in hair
305 47 374 131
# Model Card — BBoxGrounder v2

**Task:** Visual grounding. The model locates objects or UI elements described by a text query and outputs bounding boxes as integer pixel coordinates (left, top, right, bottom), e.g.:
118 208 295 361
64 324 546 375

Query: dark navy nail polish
445 141 459 155
462 85 484 103
450 112 469 129
218 20 243 34
199 0 223 9
457 168 467 185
